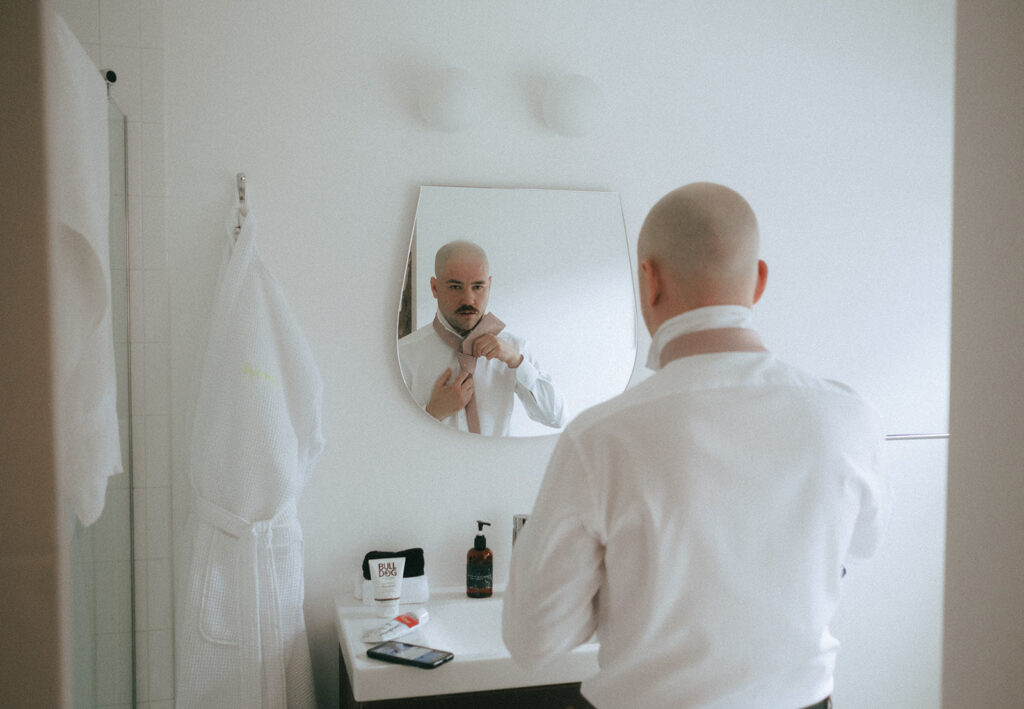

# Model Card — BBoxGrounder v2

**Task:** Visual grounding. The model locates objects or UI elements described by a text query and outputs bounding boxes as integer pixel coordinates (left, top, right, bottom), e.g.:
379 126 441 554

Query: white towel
45 8 122 527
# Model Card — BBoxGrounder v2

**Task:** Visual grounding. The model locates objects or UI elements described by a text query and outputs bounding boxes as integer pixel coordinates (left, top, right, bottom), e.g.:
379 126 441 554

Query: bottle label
467 567 492 589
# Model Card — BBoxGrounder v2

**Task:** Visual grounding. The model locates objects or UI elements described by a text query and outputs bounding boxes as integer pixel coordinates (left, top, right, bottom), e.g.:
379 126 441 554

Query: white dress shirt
503 305 889 708
397 312 566 436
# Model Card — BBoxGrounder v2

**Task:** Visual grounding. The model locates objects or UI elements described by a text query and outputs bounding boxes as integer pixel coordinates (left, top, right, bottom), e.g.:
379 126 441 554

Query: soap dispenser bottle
466 520 493 598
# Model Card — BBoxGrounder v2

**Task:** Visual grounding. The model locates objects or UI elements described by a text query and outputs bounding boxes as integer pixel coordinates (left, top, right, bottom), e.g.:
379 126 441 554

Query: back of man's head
637 182 763 321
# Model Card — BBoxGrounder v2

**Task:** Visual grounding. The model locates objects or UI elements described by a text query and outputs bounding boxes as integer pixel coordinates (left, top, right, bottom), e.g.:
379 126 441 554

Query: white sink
417 592 511 657
336 588 599 703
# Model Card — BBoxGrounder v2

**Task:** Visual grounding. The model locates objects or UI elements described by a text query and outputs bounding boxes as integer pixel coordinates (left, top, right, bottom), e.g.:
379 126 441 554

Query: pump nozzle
474 520 491 550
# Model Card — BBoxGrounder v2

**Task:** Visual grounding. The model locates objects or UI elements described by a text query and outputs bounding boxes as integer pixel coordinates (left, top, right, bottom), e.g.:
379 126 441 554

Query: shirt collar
646 305 757 371
437 310 466 339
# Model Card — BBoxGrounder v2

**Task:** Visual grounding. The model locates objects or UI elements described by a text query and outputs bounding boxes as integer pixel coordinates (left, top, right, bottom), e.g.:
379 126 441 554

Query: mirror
397 186 636 437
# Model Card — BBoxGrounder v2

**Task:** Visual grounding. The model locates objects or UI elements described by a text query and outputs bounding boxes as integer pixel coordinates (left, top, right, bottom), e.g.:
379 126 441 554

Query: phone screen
367 641 454 669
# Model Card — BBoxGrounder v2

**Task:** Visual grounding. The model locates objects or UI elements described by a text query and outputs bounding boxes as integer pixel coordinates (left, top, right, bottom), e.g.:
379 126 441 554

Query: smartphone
366 641 454 669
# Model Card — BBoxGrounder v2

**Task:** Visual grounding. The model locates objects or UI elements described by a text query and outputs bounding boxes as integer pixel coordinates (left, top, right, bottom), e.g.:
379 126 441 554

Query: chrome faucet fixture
512 514 529 546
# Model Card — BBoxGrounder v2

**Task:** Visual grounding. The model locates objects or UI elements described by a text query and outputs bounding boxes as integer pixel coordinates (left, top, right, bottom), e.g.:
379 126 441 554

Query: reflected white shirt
397 312 566 436
504 306 889 708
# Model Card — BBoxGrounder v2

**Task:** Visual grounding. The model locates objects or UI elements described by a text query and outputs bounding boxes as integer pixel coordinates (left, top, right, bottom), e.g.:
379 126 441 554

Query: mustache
456 306 479 314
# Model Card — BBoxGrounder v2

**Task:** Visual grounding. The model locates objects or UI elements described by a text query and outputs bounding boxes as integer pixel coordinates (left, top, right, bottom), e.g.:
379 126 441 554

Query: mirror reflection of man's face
431 255 491 336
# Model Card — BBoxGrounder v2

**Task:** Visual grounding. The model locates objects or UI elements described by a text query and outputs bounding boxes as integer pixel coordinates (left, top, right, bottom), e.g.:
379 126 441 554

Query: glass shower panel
69 98 135 708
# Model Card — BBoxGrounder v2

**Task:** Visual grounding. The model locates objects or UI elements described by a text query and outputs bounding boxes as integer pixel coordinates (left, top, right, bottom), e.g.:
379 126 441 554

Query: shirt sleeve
509 336 567 429
824 386 889 566
847 432 892 562
502 431 604 670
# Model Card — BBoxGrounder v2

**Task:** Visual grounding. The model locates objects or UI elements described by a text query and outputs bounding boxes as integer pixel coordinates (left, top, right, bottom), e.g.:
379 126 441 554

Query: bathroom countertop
335 587 599 703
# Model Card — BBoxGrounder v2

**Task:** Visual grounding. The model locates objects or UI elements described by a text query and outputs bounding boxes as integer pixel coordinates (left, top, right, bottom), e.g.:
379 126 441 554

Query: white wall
164 2 954 706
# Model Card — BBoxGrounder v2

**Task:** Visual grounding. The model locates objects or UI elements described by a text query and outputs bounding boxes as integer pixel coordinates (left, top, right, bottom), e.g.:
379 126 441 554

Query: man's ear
752 260 768 305
430 276 439 299
640 259 661 307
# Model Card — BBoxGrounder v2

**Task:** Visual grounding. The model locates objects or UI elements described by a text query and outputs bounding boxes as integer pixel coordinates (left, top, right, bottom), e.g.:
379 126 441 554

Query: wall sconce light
418 67 483 132
542 73 605 137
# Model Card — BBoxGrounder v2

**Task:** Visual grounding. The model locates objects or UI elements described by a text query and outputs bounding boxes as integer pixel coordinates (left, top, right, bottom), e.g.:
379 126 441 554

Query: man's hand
471 334 524 368
425 368 474 420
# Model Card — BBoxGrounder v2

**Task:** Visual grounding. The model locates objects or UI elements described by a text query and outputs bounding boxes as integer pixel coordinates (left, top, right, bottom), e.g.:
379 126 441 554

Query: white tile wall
57 0 173 705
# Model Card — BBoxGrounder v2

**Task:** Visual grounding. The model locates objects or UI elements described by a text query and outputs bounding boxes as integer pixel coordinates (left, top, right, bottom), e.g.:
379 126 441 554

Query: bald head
435 240 489 277
637 183 766 331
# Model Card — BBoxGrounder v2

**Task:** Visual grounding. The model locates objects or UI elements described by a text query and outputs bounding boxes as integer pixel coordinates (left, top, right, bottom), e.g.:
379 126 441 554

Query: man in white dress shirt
398 240 565 436
503 183 889 708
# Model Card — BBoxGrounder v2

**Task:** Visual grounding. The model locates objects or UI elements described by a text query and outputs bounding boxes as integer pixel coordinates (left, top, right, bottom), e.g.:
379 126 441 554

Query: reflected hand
425 368 474 420
471 334 523 368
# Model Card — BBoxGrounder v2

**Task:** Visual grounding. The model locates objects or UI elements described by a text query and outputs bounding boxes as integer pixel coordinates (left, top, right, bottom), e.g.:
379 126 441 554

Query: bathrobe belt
194 495 299 709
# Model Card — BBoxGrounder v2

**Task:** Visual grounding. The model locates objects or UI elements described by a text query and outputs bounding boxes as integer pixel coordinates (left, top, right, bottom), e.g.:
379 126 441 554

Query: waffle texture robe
177 209 324 709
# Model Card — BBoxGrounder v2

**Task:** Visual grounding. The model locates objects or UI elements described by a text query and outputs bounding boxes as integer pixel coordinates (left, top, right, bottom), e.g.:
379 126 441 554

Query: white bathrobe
177 208 324 709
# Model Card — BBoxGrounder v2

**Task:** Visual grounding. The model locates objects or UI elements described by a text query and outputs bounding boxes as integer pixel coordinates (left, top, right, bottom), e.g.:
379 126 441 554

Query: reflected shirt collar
646 305 756 371
436 310 466 339
438 310 488 339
